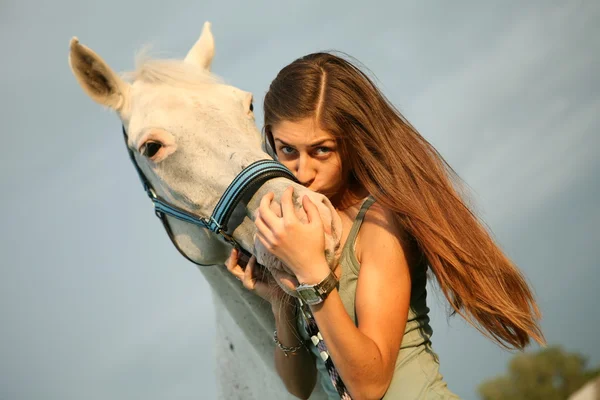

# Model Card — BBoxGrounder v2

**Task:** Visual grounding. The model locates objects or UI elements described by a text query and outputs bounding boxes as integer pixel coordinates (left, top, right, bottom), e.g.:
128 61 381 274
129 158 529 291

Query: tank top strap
341 196 376 255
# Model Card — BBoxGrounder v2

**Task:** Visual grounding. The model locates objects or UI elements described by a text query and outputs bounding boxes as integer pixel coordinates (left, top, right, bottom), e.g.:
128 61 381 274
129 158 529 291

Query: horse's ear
184 21 215 71
69 37 130 111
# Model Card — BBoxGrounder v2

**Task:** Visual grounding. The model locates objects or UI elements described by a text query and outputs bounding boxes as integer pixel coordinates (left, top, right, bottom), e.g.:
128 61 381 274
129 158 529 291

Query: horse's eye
142 141 162 158
249 102 254 112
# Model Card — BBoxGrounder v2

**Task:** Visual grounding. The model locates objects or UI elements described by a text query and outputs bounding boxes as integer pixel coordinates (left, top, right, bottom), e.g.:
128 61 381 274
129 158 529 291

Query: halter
121 125 297 265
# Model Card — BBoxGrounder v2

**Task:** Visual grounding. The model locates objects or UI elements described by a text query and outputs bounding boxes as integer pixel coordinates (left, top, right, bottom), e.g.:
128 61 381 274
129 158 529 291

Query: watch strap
315 271 338 298
296 271 338 305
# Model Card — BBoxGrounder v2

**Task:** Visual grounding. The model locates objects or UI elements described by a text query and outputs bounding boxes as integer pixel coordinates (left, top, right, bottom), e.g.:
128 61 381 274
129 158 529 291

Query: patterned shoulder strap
298 300 353 399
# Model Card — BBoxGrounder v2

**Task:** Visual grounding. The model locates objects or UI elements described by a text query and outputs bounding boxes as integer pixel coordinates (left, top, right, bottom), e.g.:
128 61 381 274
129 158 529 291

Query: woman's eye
280 146 295 155
315 147 332 155
141 141 162 158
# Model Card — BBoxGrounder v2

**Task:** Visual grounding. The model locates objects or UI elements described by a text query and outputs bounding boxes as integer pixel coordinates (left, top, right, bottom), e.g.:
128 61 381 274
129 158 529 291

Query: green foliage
478 346 600 400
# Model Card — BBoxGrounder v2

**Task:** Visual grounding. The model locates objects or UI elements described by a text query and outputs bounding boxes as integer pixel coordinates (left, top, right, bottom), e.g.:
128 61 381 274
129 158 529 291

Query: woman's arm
272 301 318 399
256 191 412 400
311 203 411 399
224 249 317 399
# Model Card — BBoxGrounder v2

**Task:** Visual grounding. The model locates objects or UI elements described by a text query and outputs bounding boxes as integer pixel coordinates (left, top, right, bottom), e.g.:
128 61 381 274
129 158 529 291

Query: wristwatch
295 271 339 306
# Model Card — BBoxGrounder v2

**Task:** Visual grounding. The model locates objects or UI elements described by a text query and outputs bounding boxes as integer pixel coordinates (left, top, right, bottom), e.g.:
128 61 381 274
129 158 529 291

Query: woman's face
271 118 344 198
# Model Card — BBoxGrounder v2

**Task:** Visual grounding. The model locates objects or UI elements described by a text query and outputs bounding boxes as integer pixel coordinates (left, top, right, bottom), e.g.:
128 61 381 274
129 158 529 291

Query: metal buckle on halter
147 187 158 199
148 188 165 220
147 189 162 218
210 217 237 246
218 229 237 246
207 216 223 233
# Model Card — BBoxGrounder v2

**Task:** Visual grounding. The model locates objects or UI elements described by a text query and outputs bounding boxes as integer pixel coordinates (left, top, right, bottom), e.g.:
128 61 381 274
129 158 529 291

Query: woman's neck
330 183 369 211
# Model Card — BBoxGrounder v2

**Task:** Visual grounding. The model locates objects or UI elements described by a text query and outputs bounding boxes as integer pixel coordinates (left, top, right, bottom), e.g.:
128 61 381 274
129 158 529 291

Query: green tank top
297 197 460 399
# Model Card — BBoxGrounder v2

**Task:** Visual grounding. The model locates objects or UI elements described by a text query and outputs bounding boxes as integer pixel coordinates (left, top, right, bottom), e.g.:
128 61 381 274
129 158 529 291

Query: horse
68 22 340 399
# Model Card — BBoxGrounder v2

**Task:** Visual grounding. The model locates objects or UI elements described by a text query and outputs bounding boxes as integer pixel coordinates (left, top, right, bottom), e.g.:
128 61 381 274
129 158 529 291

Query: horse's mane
122 49 222 88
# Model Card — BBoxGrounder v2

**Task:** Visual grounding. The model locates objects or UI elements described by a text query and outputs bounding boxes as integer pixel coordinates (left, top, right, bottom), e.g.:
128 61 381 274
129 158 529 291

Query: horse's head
68 23 342 294
69 23 268 264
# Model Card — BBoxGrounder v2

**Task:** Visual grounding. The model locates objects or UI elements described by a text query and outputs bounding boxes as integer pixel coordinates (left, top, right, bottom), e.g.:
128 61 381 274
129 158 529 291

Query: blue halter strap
122 125 297 256
149 159 296 235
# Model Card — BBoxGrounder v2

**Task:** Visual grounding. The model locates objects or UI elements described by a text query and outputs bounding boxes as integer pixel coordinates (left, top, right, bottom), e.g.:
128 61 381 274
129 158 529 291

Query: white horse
69 22 340 399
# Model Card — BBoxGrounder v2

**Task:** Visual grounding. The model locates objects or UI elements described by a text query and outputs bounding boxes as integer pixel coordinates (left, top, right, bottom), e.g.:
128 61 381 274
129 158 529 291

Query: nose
294 155 315 187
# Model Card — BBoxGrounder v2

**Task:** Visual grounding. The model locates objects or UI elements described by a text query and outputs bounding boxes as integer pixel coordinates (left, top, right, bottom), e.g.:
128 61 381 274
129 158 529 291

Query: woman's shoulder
356 199 417 266
361 200 402 240
356 201 399 255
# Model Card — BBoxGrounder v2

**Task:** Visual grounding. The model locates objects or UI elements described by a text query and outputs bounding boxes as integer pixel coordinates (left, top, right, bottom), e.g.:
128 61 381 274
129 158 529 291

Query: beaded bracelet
273 330 305 357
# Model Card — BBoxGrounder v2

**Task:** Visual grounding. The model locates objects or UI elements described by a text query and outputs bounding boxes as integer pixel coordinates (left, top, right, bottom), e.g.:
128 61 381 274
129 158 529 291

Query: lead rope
298 299 353 400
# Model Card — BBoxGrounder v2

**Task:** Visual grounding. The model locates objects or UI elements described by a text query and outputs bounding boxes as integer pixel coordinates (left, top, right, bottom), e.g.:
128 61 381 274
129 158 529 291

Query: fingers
224 247 276 300
303 195 322 227
243 256 257 290
255 216 277 249
225 248 244 281
281 186 298 224
258 192 280 231
225 248 238 270
255 231 275 255
243 257 280 302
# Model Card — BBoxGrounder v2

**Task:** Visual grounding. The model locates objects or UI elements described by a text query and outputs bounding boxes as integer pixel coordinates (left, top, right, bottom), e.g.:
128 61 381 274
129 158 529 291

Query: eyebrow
274 138 335 147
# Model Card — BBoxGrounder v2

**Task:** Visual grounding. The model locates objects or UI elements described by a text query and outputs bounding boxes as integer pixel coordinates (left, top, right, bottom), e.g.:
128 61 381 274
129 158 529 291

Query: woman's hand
255 186 331 284
224 248 298 307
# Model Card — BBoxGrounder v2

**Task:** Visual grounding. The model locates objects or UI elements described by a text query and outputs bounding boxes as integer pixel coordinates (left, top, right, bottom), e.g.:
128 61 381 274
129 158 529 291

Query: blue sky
1 1 598 399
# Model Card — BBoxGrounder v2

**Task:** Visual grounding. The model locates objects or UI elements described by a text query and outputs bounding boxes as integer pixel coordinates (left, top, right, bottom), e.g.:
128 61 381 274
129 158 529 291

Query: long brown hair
263 52 545 350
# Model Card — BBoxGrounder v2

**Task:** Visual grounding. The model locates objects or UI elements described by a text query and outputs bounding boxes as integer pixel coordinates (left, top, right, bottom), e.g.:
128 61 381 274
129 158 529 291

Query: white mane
123 51 223 87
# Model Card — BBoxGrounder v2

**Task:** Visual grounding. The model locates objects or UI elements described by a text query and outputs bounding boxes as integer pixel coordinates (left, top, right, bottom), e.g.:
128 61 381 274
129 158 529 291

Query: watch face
297 286 321 305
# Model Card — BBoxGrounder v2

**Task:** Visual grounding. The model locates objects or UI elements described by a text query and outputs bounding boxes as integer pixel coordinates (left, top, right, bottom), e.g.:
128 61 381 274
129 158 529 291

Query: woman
225 52 545 399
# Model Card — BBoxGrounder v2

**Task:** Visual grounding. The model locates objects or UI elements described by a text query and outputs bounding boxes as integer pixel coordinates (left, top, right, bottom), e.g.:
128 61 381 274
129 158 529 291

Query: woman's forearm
272 303 317 399
310 290 392 400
